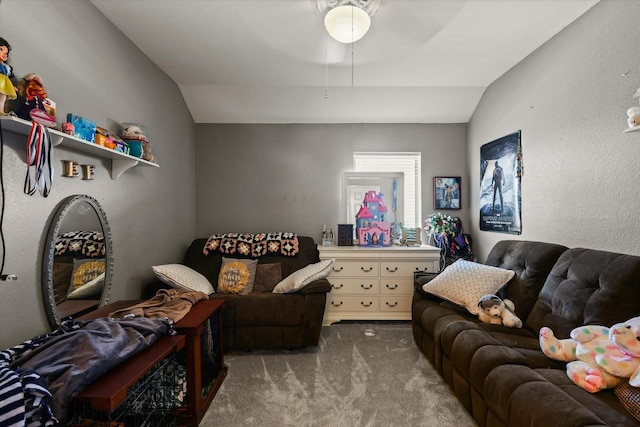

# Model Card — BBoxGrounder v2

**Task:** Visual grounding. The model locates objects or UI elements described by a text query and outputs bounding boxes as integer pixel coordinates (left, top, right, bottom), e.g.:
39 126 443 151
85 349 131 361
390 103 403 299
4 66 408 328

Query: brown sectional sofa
413 240 640 427
145 235 331 352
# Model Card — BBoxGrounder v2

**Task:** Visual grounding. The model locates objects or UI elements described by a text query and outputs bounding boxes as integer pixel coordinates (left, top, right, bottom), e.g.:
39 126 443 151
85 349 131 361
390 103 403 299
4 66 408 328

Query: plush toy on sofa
477 294 522 328
539 316 640 393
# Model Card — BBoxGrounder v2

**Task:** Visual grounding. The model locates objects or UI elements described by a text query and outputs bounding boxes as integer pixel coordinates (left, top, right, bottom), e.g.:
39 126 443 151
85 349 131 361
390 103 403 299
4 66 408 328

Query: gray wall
0 1 196 348
468 0 640 261
195 123 468 241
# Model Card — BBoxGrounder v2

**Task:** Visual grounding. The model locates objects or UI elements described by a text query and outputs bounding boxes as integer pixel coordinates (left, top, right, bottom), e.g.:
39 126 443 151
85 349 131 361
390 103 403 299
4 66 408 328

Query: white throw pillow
152 264 214 294
422 260 515 315
67 272 105 300
273 259 334 294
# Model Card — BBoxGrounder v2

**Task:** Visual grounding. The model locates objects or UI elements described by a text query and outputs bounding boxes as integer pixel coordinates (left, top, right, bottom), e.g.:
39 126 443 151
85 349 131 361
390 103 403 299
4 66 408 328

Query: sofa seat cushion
484 365 606 426
209 293 305 327
525 248 640 338
484 364 639 427
432 318 566 396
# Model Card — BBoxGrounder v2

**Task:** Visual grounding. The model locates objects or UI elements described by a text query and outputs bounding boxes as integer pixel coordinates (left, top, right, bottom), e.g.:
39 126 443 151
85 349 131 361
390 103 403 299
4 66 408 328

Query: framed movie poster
433 177 461 210
480 131 522 234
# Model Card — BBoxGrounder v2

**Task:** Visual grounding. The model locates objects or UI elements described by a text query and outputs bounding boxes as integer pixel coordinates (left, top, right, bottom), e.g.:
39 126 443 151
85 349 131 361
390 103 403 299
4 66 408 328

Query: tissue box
66 114 96 143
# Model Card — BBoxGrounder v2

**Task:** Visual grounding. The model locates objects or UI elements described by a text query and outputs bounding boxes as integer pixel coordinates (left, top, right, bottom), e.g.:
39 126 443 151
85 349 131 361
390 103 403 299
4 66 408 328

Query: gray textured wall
468 0 640 261
195 123 468 241
0 1 196 348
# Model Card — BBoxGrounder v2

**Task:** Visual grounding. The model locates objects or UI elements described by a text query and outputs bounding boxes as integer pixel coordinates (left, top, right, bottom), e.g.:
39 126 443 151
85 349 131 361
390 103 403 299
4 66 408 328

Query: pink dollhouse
356 191 391 246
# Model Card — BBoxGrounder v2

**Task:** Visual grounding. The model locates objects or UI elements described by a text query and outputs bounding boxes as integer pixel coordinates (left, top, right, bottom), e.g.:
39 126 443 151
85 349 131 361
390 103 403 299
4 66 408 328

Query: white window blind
353 152 421 228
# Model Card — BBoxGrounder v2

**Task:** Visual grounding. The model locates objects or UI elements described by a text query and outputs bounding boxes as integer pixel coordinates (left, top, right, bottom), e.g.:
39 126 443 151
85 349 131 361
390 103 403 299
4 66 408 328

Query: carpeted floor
200 322 475 427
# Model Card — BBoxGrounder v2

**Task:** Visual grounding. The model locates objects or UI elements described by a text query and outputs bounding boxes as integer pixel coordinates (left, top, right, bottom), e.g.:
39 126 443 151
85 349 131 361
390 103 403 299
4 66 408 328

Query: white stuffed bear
477 294 522 328
627 106 640 128
539 316 640 393
121 124 148 141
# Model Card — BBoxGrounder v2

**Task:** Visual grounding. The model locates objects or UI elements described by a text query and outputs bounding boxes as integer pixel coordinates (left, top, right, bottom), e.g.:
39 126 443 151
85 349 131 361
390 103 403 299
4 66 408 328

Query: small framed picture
434 177 461 210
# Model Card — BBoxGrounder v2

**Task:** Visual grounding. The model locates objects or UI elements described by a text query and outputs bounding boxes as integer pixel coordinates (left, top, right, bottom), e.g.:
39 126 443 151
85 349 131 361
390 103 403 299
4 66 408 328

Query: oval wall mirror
42 194 113 328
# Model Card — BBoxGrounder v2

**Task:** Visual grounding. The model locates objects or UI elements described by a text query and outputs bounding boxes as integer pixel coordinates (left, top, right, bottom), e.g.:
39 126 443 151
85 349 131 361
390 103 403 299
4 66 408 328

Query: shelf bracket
111 159 140 179
52 135 64 146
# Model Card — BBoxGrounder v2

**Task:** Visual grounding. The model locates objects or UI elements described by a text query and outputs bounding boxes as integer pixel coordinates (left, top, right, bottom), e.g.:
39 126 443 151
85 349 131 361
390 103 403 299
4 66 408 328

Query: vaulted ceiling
91 0 598 123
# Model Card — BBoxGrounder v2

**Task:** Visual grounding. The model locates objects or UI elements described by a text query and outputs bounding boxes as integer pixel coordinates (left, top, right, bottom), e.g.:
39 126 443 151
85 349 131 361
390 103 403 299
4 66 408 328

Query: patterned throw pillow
218 258 258 295
68 258 106 298
422 259 515 315
152 264 215 294
272 259 334 294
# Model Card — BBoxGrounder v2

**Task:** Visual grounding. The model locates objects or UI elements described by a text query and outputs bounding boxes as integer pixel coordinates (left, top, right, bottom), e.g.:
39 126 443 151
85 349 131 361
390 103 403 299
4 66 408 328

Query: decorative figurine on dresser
355 190 391 247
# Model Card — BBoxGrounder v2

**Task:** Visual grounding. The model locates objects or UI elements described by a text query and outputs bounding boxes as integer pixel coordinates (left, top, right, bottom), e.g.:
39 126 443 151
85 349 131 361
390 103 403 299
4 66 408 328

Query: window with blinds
353 152 421 228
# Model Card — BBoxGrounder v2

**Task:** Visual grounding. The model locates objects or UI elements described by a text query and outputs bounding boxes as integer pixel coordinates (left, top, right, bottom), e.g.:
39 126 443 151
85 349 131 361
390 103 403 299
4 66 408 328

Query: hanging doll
0 37 17 115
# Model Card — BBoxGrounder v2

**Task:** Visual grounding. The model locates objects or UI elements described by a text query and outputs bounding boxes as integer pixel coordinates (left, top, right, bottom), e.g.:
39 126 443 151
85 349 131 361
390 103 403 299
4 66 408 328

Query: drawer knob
386 267 398 272
386 284 398 290
361 267 373 272
360 301 373 307
416 267 429 272
332 284 344 289
386 301 398 307
360 283 373 290
331 301 343 307
333 266 344 272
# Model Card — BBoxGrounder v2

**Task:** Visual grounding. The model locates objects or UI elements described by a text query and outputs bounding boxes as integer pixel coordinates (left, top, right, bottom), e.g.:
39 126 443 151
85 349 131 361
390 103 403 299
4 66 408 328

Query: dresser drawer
379 280 414 295
329 260 379 277
380 296 413 312
380 260 433 277
328 277 379 294
326 295 379 312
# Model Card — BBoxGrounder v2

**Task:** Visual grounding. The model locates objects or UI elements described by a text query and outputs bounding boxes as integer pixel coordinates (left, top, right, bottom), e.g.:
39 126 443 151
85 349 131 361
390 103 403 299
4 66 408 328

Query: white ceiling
91 0 598 124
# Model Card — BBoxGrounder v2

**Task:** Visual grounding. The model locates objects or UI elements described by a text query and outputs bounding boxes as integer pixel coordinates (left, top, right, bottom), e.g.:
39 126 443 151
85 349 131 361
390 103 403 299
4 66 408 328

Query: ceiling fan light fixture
324 5 371 44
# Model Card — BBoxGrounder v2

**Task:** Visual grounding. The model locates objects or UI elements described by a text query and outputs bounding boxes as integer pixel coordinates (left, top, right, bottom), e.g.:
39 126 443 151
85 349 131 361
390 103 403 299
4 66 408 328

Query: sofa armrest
298 278 332 295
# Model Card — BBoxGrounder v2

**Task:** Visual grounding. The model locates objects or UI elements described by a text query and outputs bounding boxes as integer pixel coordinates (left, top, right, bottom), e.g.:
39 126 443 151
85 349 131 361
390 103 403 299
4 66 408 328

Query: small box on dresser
319 245 441 325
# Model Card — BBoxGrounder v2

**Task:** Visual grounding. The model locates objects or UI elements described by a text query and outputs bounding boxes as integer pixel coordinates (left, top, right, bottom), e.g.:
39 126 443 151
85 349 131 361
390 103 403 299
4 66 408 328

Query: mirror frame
42 194 113 328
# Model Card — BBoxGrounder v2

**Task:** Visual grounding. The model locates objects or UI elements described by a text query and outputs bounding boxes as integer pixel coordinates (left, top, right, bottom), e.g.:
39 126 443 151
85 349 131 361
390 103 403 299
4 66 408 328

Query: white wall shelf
0 115 159 179
623 125 640 133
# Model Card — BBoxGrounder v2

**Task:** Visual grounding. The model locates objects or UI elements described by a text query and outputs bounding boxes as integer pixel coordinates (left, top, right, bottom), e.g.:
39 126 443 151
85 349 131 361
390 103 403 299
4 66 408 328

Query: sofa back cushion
183 235 320 291
485 240 568 322
525 247 640 338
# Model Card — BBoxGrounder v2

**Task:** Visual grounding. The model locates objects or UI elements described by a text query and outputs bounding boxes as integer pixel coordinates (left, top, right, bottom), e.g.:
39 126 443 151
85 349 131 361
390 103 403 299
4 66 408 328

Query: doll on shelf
14 73 56 127
0 37 17 115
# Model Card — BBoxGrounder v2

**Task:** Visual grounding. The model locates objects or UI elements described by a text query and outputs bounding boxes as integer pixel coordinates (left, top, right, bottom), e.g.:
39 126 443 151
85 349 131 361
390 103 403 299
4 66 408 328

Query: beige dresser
319 245 441 325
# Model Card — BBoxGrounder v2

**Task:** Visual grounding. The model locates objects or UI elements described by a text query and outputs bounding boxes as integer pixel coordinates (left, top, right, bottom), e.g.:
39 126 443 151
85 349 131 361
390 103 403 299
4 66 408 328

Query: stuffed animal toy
627 102 640 128
142 141 154 162
539 316 640 393
121 124 148 141
477 294 522 328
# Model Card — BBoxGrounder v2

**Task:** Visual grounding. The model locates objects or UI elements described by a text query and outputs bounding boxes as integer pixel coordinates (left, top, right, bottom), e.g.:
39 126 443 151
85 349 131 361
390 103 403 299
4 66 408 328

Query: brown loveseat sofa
145 235 331 352
413 240 640 427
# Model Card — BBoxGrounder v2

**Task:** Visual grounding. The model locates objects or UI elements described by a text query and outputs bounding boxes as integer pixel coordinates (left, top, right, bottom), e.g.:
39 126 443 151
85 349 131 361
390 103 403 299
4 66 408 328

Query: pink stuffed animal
539 316 640 393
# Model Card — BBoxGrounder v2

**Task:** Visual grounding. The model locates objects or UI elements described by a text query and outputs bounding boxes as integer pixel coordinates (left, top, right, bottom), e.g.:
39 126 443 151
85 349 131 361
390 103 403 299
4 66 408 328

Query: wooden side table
78 298 227 426
73 334 185 424
174 299 227 426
